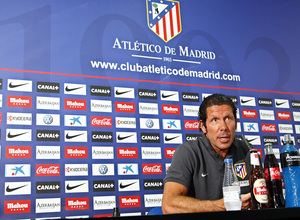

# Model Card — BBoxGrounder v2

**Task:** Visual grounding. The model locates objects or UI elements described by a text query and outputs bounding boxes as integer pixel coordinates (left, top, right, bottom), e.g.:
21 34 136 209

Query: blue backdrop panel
0 0 300 218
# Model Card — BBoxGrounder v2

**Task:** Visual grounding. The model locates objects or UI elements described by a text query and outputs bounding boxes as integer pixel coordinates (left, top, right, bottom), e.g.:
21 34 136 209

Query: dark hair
198 94 237 131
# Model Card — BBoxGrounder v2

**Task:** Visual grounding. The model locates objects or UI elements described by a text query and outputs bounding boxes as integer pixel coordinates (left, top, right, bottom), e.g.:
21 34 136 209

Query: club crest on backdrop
147 0 182 42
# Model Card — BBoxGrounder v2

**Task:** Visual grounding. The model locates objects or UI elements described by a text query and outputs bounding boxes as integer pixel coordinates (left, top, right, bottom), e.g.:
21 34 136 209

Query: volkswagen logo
43 115 53 124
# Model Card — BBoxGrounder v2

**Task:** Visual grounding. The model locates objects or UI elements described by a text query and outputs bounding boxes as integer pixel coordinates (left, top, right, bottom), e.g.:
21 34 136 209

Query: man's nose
220 120 228 130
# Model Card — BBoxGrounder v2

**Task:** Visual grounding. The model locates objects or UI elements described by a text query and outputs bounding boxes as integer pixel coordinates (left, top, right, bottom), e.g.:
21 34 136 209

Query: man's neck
213 148 229 160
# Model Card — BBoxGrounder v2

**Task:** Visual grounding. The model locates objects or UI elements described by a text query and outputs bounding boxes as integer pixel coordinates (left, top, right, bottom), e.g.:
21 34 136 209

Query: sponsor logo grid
0 78 300 218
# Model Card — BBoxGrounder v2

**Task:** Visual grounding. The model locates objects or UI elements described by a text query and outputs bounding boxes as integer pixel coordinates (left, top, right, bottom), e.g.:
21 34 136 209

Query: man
162 93 251 214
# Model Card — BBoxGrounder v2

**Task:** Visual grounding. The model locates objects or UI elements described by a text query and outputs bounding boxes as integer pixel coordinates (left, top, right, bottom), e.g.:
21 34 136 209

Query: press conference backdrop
0 0 300 219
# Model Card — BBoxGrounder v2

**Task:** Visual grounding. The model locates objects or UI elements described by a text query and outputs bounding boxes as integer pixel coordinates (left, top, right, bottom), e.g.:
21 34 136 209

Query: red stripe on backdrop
162 16 167 42
155 23 159 35
176 3 181 32
1 68 300 95
169 7 174 37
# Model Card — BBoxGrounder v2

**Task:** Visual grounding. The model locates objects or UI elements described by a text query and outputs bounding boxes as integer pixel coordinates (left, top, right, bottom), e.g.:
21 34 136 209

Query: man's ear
199 120 207 134
235 118 237 130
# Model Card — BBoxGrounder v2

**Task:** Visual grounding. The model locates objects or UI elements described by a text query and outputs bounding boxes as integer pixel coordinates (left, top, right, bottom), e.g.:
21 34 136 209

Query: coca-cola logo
142 164 162 174
270 167 281 180
91 116 112 127
184 120 199 130
36 164 60 176
261 123 277 133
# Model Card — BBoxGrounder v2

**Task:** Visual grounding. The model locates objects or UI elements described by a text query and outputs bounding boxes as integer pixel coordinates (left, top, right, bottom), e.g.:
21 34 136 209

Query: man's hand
241 193 251 209
162 182 226 214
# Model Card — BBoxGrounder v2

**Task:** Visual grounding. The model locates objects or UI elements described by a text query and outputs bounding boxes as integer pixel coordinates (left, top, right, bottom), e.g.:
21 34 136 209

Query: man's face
200 104 237 155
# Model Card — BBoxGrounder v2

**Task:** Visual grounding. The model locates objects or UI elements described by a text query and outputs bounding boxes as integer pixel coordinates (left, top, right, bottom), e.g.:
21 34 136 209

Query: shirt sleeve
164 142 196 190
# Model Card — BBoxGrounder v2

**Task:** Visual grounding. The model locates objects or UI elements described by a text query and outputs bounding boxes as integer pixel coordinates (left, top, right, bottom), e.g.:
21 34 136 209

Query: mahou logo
162 104 180 115
91 116 112 127
66 197 89 211
165 148 176 158
6 146 31 158
36 164 60 176
65 147 88 158
261 123 277 133
64 99 86 110
242 109 257 119
117 147 138 159
184 120 199 130
277 111 291 120
7 95 32 108
142 164 162 174
119 196 141 208
115 102 135 113
4 200 31 214
94 214 113 218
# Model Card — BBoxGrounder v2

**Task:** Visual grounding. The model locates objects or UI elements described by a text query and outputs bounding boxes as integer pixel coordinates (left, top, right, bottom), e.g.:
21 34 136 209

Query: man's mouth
218 135 230 143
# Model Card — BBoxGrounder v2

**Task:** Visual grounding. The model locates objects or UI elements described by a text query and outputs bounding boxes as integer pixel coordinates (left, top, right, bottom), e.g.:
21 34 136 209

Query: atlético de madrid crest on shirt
146 0 182 42
235 162 247 179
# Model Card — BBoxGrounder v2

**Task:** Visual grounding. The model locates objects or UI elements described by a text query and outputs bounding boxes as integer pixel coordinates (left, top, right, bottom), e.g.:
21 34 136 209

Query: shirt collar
199 133 236 159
